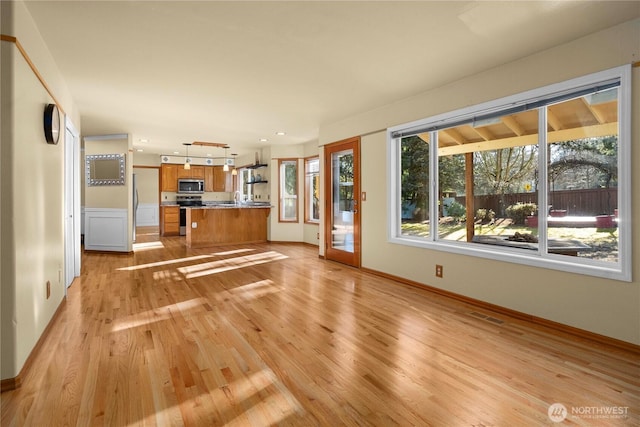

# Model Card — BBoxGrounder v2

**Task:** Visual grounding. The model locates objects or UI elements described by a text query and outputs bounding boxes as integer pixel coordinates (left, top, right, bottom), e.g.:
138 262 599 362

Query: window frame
237 167 253 202
278 158 299 223
387 65 631 282
304 156 320 224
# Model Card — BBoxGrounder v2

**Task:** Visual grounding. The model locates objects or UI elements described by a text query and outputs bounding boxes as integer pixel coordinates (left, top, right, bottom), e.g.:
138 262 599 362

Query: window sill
389 235 630 282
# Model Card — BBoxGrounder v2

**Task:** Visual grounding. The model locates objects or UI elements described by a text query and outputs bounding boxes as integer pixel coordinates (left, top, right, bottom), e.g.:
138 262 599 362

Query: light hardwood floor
2 227 638 426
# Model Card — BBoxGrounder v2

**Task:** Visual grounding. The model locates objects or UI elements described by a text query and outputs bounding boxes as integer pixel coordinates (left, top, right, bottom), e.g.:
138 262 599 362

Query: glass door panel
324 137 360 267
331 150 354 252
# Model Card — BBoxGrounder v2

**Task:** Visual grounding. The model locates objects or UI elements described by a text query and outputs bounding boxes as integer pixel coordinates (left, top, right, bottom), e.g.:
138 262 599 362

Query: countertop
161 202 272 209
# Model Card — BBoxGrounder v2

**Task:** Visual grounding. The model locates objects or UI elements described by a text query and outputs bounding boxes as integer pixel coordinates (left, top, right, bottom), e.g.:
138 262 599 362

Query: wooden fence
454 188 617 217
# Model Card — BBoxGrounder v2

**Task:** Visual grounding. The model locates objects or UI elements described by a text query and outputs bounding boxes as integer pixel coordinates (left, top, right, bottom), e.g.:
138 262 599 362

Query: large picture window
388 65 631 281
279 159 298 222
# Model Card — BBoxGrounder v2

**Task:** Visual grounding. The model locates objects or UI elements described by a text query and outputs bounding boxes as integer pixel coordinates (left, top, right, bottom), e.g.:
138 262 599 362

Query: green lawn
401 218 618 262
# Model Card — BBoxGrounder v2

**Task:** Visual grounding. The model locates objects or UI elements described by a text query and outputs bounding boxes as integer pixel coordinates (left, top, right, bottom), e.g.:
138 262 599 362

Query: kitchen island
185 203 272 248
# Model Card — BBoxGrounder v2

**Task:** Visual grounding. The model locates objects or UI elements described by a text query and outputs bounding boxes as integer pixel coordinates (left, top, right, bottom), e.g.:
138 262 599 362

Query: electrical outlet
435 265 443 278
191 222 198 228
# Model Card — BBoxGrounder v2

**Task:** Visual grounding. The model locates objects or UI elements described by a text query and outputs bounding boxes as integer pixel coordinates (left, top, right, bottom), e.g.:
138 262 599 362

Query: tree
401 136 429 221
473 146 538 215
438 154 465 194
548 136 617 190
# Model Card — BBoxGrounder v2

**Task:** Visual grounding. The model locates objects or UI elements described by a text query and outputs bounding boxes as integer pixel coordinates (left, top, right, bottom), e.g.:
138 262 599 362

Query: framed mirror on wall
85 153 126 186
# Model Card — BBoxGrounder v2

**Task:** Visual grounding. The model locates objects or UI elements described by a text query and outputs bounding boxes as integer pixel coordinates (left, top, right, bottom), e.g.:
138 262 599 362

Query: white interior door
64 117 80 290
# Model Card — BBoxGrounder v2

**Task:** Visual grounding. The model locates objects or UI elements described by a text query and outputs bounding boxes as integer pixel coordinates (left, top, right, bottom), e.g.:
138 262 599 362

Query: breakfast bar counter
185 204 272 248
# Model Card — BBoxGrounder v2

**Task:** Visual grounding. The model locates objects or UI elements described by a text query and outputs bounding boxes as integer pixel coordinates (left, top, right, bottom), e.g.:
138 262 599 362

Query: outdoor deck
526 215 618 228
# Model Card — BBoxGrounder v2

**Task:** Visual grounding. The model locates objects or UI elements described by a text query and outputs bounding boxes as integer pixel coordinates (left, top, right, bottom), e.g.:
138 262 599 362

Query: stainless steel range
176 195 203 235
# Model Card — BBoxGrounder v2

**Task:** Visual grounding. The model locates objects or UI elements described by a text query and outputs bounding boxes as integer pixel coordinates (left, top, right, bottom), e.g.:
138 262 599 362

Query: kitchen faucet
233 191 242 205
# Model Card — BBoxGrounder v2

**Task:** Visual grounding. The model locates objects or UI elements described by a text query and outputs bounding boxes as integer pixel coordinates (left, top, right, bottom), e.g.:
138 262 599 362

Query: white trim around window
387 65 632 282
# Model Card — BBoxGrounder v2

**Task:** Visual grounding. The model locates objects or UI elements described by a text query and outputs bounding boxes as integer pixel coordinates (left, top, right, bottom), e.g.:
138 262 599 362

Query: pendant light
231 153 238 175
183 143 191 170
223 147 229 172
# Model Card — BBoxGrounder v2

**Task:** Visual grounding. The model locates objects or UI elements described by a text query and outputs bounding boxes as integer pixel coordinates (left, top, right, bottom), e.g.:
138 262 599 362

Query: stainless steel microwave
178 179 204 194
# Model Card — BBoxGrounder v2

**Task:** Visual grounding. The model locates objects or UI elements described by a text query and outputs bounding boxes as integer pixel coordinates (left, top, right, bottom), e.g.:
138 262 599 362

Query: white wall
318 19 640 345
1 0 80 379
302 140 320 246
83 135 133 252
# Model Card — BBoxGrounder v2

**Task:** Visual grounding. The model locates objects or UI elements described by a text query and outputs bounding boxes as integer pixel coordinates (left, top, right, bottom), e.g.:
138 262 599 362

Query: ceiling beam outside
437 122 618 157
501 115 525 136
470 126 493 141
440 128 467 145
546 110 563 131
580 98 606 124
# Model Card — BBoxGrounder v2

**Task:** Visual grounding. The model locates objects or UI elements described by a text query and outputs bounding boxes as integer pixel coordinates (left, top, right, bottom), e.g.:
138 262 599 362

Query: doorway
324 137 361 267
64 117 80 291
133 166 160 244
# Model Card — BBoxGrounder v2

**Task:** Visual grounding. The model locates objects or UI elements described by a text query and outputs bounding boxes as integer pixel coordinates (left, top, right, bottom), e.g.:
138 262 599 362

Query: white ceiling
24 1 640 158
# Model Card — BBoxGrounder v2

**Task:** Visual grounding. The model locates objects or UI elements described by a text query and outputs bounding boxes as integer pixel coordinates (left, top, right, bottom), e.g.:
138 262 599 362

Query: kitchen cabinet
213 166 232 192
161 164 178 192
177 165 204 179
177 165 190 179
161 206 180 236
204 166 215 192
186 206 271 248
163 163 225 193
191 165 205 179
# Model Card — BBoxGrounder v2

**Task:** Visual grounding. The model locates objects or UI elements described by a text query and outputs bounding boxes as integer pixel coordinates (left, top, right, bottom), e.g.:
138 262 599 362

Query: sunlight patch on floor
111 297 207 332
229 279 282 300
210 248 256 256
117 254 217 271
132 241 165 252
127 367 303 427
178 251 288 279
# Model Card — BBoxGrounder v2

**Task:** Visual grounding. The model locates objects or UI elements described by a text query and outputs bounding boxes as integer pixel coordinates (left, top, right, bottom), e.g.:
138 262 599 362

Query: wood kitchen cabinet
204 166 232 192
177 165 204 180
163 163 226 193
213 166 232 192
190 165 205 179
161 206 180 236
161 164 178 192
204 166 215 192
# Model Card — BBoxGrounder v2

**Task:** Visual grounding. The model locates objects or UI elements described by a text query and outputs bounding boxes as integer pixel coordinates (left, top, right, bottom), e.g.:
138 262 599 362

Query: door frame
64 116 81 291
324 136 361 268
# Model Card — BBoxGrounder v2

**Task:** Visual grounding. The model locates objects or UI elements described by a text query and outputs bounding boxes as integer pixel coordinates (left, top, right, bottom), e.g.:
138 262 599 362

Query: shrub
446 200 466 221
476 208 495 223
506 202 537 225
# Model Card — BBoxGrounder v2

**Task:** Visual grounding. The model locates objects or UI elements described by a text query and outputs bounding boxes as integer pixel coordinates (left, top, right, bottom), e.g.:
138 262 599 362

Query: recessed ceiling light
136 149 143 152
139 138 148 143
173 151 180 154
275 131 286 136
259 138 268 142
